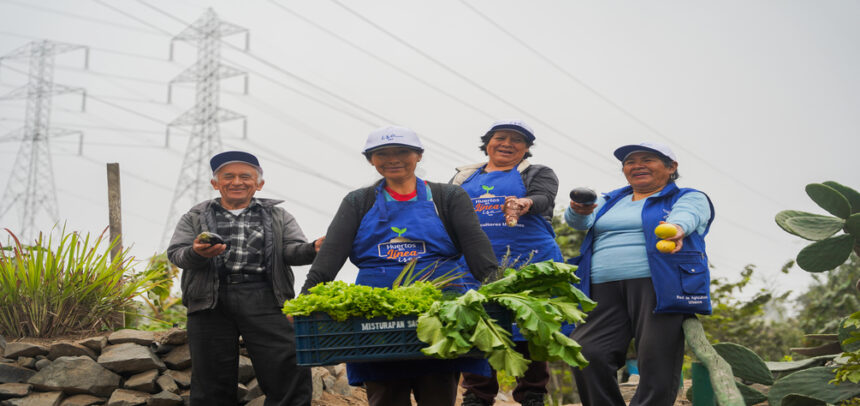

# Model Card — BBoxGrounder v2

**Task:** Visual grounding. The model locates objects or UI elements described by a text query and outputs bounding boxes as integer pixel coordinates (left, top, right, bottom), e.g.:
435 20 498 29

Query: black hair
363 146 424 162
478 131 534 160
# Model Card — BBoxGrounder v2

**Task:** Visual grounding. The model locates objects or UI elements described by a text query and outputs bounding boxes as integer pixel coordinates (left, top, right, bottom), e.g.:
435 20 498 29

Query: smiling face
369 146 422 183
622 151 677 194
486 130 529 170
211 162 265 210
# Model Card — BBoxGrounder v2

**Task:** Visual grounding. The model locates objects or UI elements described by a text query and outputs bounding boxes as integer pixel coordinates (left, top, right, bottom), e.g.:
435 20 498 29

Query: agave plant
775 181 860 272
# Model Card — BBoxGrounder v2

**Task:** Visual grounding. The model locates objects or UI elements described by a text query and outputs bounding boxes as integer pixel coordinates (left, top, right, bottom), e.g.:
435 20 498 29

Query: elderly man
167 151 323 406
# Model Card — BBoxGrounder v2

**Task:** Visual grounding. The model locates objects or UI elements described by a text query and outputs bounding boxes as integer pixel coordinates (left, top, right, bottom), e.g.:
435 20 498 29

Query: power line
0 30 174 62
0 0 164 36
132 0 479 166
457 0 784 209
328 0 617 172
266 0 498 123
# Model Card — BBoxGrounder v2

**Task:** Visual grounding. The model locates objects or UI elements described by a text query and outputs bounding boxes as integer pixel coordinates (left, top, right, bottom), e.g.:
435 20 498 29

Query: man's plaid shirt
214 198 265 275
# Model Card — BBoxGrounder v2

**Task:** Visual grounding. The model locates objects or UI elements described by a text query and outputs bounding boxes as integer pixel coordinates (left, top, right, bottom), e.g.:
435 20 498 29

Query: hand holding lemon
654 222 683 253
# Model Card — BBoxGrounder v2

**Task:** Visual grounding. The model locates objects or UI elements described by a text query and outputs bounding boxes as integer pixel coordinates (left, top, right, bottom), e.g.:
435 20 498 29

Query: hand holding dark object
194 232 228 257
569 187 597 205
569 188 598 215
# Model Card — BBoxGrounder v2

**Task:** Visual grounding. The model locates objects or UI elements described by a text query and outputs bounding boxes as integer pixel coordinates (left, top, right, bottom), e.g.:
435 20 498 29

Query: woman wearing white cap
301 126 498 406
564 142 715 406
450 120 564 406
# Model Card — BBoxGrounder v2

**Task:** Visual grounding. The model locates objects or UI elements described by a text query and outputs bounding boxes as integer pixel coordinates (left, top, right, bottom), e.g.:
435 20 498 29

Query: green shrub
0 227 158 337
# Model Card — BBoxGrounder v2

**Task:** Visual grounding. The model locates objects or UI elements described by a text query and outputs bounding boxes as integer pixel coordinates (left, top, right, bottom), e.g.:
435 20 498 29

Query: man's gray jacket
167 198 317 314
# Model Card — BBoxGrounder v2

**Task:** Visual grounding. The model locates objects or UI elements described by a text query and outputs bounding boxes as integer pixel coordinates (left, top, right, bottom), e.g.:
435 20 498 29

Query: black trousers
364 371 460 406
461 341 549 403
187 281 312 406
571 278 684 406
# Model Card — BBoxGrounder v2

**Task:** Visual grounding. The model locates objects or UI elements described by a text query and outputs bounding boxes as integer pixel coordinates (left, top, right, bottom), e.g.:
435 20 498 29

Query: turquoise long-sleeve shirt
564 190 711 284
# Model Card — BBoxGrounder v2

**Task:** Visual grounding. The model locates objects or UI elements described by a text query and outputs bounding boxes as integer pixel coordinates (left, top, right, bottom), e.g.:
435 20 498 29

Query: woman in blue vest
564 142 714 406
450 120 564 406
301 126 498 406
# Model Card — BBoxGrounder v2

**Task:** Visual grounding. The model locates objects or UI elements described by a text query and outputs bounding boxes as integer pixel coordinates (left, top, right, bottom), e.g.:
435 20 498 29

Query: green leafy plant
772 181 860 404
283 259 460 321
130 253 186 330
481 185 494 193
0 228 159 337
775 181 860 272
417 261 596 377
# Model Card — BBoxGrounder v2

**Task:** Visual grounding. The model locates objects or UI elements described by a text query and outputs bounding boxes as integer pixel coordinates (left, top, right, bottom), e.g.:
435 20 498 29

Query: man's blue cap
210 151 263 175
485 119 535 142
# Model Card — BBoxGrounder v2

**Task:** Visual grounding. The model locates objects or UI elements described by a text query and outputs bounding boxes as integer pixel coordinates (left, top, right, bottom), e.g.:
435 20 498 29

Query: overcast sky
1 0 858 299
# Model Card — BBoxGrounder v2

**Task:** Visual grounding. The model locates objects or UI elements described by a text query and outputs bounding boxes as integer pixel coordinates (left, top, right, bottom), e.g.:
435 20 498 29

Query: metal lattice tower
162 8 249 245
0 40 88 242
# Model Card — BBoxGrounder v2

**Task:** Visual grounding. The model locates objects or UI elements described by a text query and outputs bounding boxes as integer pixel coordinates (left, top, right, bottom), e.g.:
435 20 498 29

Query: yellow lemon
656 240 676 253
654 223 678 239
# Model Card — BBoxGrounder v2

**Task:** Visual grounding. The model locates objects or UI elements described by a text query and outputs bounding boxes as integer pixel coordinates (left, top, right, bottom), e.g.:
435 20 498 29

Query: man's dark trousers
188 280 311 406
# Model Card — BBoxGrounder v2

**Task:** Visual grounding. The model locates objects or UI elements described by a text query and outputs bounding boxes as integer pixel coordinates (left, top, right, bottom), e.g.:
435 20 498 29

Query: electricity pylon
0 40 88 242
161 8 249 246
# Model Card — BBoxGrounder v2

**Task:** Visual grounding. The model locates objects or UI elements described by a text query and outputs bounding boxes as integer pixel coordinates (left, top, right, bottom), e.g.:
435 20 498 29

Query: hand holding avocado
193 231 228 258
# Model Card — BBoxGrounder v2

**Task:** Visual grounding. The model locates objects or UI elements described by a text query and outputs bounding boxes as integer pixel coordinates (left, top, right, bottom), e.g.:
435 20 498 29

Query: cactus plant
775 181 860 272
767 366 860 405
713 342 774 385
779 393 827 406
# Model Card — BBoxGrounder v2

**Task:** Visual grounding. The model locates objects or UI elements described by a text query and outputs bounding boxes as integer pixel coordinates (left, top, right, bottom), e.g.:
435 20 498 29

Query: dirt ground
312 379 694 406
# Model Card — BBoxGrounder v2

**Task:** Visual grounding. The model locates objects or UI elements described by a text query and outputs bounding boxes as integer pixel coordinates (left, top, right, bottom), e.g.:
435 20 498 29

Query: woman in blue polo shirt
302 126 498 406
565 142 714 406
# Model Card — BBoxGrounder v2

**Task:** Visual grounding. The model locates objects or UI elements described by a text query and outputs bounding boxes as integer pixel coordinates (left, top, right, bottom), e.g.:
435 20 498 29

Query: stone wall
0 329 353 406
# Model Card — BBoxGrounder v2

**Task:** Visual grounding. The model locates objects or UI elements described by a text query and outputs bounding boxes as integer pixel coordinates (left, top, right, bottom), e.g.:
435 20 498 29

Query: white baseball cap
485 119 535 142
613 142 677 162
362 126 424 156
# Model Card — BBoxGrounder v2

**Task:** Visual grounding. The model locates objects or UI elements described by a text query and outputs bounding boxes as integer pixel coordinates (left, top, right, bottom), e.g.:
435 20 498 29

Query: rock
160 346 189 371
236 383 248 403
1 336 6 357
241 378 262 403
0 363 37 384
98 344 165 374
106 389 149 405
245 395 265 406
146 390 182 406
328 373 352 397
124 370 158 393
28 356 121 397
2 390 63 405
34 359 51 371
147 344 173 356
0 382 31 399
311 367 327 400
154 375 177 394
47 343 96 361
158 330 185 347
59 394 107 405
75 337 106 354
237 356 254 384
107 330 154 347
17 357 36 369
162 369 190 389
4 343 48 359
178 390 189 405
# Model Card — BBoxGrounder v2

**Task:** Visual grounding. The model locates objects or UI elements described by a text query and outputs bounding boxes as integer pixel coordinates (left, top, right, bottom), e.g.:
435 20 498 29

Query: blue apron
346 178 491 385
459 165 569 339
